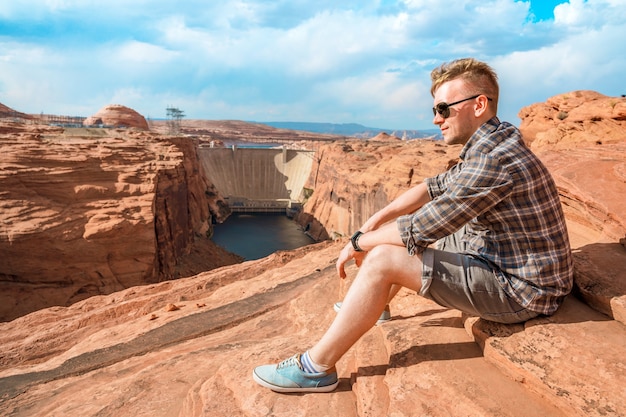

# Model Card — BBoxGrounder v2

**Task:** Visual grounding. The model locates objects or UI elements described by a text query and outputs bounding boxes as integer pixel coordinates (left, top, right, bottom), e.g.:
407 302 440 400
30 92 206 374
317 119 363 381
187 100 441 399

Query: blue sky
0 0 624 130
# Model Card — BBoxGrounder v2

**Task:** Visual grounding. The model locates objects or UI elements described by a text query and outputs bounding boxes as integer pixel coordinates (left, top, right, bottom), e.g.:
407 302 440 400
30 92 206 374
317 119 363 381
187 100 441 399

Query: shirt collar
458 116 501 161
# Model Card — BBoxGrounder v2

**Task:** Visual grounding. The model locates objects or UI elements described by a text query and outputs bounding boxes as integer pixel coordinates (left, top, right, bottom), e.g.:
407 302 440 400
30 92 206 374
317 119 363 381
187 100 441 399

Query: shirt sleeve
397 150 514 256
424 169 450 199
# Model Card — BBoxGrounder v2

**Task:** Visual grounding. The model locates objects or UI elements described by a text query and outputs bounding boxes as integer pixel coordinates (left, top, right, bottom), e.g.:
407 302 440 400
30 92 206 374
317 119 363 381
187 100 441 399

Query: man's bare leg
336 281 401 312
387 284 402 303
309 244 424 367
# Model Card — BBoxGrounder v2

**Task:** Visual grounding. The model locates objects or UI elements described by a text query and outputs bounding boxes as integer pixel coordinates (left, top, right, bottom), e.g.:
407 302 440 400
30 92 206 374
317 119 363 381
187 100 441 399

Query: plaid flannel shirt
397 117 573 315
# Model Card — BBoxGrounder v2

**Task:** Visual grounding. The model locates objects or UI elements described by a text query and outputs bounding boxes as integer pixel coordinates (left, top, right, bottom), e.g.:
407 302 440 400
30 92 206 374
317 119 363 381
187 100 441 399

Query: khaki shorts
421 227 540 324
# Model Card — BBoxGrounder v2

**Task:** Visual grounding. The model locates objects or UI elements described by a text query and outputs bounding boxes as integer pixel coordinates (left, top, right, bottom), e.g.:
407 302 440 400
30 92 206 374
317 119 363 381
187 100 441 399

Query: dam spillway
198 146 315 213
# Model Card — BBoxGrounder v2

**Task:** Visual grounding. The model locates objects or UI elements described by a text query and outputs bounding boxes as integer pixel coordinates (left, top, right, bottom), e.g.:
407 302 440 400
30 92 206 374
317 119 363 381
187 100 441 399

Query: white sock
301 351 330 373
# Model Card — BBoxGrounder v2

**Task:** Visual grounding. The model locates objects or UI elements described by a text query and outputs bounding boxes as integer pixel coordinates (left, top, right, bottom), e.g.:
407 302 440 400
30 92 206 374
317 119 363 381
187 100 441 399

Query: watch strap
350 231 364 252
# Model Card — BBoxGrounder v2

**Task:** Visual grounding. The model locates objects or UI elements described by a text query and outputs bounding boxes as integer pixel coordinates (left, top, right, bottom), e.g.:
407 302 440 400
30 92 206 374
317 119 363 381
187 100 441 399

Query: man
253 57 574 393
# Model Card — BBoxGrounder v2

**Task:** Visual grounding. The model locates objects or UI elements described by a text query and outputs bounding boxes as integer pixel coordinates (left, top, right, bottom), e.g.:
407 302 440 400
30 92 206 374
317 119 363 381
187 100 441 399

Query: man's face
432 79 479 146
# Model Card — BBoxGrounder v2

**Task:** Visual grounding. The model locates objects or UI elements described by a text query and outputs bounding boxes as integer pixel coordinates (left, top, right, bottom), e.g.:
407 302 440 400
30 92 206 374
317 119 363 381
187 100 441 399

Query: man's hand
336 242 367 279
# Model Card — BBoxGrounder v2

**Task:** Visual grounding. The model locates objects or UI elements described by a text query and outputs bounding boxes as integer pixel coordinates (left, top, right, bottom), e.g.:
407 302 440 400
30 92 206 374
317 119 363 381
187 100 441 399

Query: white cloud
273 10 388 76
321 71 424 111
116 41 178 64
554 0 626 28
494 13 625 125
0 0 625 129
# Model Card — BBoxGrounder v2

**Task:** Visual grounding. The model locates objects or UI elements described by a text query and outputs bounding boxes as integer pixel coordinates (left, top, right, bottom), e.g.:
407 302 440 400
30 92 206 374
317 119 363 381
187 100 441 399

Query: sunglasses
432 94 492 118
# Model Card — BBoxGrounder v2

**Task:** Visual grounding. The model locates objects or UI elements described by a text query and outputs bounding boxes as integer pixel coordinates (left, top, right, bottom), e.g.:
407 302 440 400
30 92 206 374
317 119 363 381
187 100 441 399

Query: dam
198 145 315 214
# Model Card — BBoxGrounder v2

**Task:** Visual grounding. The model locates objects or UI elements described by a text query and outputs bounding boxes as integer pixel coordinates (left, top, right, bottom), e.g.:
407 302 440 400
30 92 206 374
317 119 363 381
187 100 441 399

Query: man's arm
358 182 431 233
336 182 431 278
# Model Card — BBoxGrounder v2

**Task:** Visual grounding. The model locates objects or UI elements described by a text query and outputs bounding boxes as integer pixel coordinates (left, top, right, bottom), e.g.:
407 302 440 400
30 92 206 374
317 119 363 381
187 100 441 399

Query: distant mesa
0 102 30 119
84 104 149 130
369 132 401 141
259 121 441 139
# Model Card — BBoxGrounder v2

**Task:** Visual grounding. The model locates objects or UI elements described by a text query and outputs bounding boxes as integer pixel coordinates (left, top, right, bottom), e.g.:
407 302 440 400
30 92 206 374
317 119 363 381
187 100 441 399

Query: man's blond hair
430 58 499 110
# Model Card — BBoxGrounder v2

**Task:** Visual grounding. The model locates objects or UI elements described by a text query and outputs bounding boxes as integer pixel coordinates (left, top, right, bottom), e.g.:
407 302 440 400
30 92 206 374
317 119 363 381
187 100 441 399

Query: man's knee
363 245 408 275
361 245 423 289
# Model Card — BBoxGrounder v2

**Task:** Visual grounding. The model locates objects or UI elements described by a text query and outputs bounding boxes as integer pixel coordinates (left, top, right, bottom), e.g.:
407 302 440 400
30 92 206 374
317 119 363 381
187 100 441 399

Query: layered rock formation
519 90 626 149
83 104 150 130
0 123 236 322
296 138 460 241
1 92 625 416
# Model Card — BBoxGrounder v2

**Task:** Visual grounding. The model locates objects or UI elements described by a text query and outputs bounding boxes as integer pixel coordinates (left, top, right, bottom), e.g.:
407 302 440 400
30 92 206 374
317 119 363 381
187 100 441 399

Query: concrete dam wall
198 146 315 213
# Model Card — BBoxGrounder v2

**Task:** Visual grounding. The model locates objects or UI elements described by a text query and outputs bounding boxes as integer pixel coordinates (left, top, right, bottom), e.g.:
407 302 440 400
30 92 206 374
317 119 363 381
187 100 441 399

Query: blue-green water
211 213 315 260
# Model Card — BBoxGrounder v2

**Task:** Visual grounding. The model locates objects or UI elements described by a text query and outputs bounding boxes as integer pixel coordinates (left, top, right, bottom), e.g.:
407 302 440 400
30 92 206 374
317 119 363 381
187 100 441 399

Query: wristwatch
350 231 364 252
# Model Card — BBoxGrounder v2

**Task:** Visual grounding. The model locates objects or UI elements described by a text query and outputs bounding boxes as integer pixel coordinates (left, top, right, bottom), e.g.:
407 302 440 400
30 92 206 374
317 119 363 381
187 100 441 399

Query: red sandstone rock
84 104 150 130
0 91 625 416
0 243 570 416
0 123 235 321
0 102 30 119
369 131 401 141
296 139 460 240
519 90 626 149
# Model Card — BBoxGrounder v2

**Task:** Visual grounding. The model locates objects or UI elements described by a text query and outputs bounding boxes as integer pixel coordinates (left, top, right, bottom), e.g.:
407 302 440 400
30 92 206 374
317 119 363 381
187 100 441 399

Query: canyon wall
0 123 232 322
296 137 460 240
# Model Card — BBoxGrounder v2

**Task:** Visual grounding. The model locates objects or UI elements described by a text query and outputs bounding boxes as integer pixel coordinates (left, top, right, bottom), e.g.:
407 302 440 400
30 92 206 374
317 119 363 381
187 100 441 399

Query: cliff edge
0 123 238 321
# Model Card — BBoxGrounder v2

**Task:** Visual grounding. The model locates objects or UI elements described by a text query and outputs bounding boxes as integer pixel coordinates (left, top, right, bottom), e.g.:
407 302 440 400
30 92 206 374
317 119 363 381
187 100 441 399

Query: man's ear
474 95 490 117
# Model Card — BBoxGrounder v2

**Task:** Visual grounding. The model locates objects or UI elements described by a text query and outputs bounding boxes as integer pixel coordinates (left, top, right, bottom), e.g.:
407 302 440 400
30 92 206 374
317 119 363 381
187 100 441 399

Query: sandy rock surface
0 243 569 417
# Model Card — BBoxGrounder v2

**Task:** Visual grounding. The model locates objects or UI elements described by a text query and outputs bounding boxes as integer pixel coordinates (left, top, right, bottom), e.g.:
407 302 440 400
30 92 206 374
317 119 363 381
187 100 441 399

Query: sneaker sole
252 370 339 393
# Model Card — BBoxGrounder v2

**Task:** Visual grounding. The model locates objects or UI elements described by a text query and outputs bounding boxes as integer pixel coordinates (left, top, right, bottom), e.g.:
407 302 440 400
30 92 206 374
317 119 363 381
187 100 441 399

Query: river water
211 213 315 260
